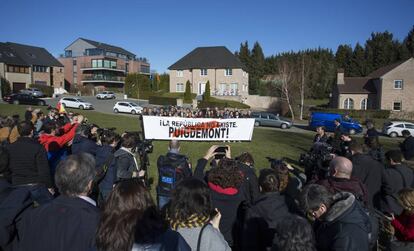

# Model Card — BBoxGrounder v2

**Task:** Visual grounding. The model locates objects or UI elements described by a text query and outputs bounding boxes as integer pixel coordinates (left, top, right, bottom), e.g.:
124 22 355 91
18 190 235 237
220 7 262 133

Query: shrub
29 84 54 97
198 97 250 109
1 77 11 97
148 96 177 106
203 81 211 101
308 107 391 120
184 80 192 103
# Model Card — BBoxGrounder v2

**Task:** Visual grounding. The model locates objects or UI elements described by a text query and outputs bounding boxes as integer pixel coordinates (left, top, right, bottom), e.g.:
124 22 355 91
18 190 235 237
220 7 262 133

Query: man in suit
17 153 100 251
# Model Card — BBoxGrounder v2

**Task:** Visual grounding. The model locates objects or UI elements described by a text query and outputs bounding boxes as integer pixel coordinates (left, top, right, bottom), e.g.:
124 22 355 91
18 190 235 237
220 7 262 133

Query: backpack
157 155 190 195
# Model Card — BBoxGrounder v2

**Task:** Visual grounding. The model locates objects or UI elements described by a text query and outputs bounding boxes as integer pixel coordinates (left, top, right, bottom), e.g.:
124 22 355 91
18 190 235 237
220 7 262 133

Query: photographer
313 126 329 144
114 132 145 182
301 142 334 182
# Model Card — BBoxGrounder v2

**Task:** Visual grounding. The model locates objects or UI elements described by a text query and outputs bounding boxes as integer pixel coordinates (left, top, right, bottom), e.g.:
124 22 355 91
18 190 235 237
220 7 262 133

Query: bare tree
278 60 296 121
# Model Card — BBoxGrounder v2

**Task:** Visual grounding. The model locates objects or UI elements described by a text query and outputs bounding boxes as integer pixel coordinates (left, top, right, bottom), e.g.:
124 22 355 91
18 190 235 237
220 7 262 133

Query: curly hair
258 169 279 193
207 158 243 188
96 179 167 251
398 188 414 214
236 152 254 166
271 161 289 192
273 216 316 251
167 178 212 226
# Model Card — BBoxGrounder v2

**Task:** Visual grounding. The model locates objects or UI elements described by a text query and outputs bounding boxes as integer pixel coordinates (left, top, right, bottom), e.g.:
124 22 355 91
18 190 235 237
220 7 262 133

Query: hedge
148 96 177 106
29 84 54 97
198 98 250 109
309 107 390 119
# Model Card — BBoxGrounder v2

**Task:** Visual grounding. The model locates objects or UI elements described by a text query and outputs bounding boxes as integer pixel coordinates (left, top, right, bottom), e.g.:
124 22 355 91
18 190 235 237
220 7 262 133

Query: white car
383 121 414 137
113 102 143 115
59 97 93 110
96 91 116 99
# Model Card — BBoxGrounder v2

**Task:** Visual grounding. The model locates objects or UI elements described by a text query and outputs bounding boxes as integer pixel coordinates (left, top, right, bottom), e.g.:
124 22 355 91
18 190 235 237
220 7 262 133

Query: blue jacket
71 135 97 156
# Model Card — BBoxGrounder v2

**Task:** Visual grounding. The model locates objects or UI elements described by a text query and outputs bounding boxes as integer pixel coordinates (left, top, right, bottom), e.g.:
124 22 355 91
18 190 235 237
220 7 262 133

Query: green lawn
0 103 402 189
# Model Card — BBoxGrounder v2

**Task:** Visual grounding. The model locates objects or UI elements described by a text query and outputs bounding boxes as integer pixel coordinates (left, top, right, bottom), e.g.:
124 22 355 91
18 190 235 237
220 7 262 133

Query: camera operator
114 132 145 181
156 140 191 209
300 142 334 182
313 126 329 144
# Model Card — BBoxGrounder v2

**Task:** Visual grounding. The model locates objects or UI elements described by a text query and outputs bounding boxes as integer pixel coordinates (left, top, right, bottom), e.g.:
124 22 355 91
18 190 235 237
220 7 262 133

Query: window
393 101 402 111
405 124 414 129
6 65 29 74
177 70 183 77
394 80 403 89
73 60 77 65
225 69 232 76
395 124 404 128
200 69 207 76
360 98 368 110
65 50 72 57
33 66 48 72
176 83 184 92
343 98 354 109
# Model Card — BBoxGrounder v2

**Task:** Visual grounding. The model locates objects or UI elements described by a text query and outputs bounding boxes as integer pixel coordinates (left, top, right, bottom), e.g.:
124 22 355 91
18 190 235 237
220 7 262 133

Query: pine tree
365 31 398 73
404 25 414 57
203 81 211 101
250 41 265 94
349 43 367 77
184 80 192 103
335 44 352 74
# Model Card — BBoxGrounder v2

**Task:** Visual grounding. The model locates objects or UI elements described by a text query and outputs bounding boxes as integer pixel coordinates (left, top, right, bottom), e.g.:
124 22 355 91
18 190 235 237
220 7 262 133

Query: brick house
0 42 64 93
331 57 414 112
168 46 249 98
58 38 150 91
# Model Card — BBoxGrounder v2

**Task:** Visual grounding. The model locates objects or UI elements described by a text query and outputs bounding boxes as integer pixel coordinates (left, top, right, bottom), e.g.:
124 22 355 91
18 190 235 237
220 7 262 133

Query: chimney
337 68 345 85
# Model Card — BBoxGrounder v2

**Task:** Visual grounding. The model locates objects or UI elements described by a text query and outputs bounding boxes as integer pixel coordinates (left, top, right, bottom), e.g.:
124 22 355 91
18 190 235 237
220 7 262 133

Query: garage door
12 82 26 93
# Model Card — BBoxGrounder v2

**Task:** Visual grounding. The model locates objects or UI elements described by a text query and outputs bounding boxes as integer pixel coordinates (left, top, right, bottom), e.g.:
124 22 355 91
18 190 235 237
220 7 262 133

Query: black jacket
242 192 292 251
156 152 191 196
194 158 245 247
238 163 260 206
17 195 100 251
314 192 371 251
114 148 139 180
71 134 97 156
132 229 191 251
380 164 414 214
400 136 414 161
351 153 383 209
7 137 51 187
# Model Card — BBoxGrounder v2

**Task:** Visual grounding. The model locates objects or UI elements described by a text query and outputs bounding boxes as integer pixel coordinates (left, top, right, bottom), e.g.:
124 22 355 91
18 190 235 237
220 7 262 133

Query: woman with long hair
167 178 230 251
96 178 190 251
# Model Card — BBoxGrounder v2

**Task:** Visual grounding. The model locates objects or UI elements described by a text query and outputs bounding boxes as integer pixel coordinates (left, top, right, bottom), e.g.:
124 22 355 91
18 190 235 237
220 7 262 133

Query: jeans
157 195 170 210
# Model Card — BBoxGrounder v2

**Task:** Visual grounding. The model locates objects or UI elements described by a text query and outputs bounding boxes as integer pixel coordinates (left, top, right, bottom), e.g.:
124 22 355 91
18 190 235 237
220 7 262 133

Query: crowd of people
142 106 252 119
0 107 414 251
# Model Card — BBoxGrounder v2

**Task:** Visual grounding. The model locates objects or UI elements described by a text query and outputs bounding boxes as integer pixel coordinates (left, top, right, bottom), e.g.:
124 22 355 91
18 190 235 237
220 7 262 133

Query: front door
198 83 206 95
12 82 26 93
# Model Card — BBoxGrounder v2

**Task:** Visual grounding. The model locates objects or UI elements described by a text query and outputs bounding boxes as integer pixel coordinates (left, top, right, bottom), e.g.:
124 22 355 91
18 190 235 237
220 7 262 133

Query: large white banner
142 116 255 141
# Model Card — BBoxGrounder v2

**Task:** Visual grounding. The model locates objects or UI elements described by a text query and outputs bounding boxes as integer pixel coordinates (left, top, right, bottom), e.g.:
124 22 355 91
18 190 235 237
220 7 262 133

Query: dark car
3 93 46 106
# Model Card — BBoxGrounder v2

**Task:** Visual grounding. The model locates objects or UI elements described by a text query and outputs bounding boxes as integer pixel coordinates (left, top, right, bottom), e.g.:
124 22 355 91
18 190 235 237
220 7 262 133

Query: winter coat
38 123 78 152
17 195 100 251
194 158 245 247
177 224 230 251
242 192 292 251
381 164 414 214
351 153 384 209
317 176 369 208
114 147 139 181
238 163 260 206
7 137 51 187
314 192 371 251
392 211 414 241
71 134 97 156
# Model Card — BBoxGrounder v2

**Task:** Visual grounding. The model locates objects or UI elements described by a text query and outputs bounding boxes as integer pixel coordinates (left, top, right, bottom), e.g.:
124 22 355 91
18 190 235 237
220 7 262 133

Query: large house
168 46 249 98
0 42 64 93
58 38 150 90
332 57 414 112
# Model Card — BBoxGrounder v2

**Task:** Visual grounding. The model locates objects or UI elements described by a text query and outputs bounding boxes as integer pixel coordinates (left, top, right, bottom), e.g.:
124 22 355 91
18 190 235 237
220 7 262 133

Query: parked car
3 93 46 106
113 102 143 115
308 112 363 135
20 88 44 97
382 121 414 137
96 91 116 99
59 97 93 110
251 112 292 129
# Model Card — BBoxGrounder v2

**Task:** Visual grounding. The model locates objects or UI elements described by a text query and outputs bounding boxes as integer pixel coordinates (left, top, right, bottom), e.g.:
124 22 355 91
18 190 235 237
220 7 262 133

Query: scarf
169 213 210 230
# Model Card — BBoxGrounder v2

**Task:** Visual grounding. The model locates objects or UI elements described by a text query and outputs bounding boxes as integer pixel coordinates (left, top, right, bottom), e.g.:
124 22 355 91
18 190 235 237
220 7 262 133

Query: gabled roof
168 46 245 70
0 42 28 66
79 38 136 57
368 59 410 78
338 77 377 94
4 42 63 67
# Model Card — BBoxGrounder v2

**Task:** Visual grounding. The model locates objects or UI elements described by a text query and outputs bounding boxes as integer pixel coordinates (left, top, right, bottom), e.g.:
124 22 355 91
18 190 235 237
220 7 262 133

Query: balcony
80 63 126 73
81 75 125 83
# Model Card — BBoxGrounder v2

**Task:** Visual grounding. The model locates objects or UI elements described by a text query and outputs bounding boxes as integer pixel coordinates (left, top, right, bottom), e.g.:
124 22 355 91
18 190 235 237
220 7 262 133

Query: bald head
330 156 353 178
169 140 180 152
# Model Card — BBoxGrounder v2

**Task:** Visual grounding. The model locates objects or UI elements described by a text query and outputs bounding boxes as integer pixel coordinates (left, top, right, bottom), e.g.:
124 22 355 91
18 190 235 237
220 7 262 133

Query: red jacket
391 212 414 241
39 123 79 152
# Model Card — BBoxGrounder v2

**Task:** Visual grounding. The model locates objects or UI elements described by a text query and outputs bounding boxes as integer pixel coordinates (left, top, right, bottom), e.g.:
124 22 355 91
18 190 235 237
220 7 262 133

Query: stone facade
169 68 249 97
